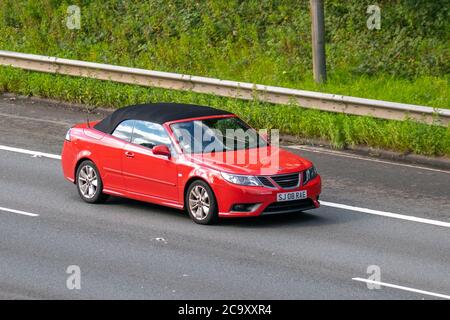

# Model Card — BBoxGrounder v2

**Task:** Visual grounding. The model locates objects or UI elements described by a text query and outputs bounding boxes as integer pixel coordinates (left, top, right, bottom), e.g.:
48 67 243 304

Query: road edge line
352 277 450 300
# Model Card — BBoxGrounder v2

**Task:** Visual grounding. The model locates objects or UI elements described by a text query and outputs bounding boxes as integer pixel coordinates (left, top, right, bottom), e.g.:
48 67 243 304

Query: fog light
231 203 259 212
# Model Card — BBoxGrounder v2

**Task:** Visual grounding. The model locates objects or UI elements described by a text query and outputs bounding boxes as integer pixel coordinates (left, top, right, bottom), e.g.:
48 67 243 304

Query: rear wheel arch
74 157 94 183
75 159 108 203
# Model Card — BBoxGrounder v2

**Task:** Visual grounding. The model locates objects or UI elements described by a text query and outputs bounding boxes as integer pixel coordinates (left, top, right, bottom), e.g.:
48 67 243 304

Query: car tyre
76 160 108 204
185 180 218 225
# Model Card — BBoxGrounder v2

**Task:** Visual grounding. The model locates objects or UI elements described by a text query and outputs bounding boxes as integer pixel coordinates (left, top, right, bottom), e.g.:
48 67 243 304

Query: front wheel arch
183 177 211 209
184 178 219 225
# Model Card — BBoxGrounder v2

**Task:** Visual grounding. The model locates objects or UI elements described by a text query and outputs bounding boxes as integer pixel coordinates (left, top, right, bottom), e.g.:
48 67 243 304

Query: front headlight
220 172 262 186
303 166 318 185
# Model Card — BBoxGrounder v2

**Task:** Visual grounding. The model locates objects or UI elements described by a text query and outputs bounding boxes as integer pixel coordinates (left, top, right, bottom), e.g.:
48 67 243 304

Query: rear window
112 120 135 142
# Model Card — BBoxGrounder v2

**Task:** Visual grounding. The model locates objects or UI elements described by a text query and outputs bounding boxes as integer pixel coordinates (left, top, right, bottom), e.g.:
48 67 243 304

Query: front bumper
214 175 321 218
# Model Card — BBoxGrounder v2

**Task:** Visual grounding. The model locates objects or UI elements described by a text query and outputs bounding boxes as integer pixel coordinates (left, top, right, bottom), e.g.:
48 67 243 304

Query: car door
96 119 135 192
122 120 178 202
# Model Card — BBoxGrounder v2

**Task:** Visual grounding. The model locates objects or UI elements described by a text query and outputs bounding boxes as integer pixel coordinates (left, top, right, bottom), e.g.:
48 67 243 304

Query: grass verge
1 66 449 157
0 1 448 109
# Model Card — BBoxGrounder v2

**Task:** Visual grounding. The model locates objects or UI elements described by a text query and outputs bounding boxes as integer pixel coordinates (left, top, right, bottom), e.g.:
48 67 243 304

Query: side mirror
152 145 171 158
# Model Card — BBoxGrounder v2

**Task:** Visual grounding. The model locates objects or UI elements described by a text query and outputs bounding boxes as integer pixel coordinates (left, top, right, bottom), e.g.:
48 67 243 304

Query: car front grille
262 199 315 214
270 173 300 189
257 176 275 188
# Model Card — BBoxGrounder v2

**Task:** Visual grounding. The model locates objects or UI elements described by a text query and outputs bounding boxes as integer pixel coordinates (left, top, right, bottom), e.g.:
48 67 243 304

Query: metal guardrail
0 50 448 126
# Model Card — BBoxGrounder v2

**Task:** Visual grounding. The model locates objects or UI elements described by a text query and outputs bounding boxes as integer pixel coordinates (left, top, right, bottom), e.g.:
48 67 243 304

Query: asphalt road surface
0 96 449 299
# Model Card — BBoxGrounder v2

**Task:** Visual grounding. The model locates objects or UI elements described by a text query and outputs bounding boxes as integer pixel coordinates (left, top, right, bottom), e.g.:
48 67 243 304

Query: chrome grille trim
270 172 301 189
257 176 275 188
256 172 302 189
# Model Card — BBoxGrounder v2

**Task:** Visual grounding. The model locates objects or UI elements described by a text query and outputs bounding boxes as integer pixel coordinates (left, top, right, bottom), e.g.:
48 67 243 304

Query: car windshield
170 117 267 154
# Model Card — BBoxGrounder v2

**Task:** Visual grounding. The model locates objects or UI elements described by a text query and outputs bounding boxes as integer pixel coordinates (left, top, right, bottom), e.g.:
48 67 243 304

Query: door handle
125 151 135 158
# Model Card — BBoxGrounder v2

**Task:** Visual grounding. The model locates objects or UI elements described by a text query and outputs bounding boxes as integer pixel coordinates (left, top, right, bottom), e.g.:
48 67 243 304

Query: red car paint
61 115 321 218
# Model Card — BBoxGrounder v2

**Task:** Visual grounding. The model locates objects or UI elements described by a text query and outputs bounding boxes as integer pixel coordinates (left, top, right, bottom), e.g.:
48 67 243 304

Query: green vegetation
0 0 449 155
1 66 449 156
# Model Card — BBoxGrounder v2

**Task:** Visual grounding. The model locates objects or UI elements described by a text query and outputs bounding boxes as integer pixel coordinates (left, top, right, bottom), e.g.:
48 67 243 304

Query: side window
112 120 135 142
131 120 171 149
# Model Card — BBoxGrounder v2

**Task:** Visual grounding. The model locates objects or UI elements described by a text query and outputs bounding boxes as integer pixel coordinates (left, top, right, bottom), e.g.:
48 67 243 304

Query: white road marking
288 145 450 174
1 144 449 228
352 278 450 300
0 145 61 160
321 201 450 228
0 206 39 217
0 112 72 126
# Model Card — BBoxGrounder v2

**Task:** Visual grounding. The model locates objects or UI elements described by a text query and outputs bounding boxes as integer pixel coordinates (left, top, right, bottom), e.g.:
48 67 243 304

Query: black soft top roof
94 103 233 134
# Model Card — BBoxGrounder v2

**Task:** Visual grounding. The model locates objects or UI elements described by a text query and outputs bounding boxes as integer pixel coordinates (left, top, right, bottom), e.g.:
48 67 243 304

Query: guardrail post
310 0 327 83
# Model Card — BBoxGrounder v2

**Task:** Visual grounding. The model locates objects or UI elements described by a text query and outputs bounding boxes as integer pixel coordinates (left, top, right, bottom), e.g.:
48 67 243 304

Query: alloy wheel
188 185 210 220
78 165 98 199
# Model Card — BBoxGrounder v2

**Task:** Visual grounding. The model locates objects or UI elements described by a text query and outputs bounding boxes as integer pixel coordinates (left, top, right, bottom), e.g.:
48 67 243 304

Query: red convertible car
61 103 321 224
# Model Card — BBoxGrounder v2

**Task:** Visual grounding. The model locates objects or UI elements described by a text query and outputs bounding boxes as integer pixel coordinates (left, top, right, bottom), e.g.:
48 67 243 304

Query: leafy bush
0 0 449 156
0 0 448 107
1 66 449 156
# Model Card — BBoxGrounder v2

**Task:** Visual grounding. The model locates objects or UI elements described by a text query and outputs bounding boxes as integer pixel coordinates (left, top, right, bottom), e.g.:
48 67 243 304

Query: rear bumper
214 175 321 218
61 140 76 183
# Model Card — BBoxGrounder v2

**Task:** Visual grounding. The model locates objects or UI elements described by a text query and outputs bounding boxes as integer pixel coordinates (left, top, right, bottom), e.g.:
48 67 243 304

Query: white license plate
277 190 307 202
